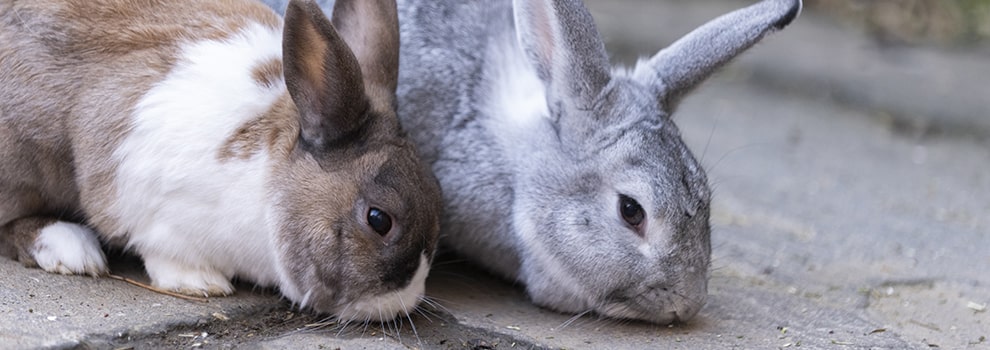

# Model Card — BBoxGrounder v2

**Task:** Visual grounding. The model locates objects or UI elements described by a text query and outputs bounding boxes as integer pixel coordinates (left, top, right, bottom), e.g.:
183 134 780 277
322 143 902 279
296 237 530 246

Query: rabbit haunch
392 0 801 324
0 0 442 322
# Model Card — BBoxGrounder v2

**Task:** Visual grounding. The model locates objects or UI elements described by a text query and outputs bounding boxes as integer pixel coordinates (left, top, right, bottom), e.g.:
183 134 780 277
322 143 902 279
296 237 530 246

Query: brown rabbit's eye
619 195 645 228
367 208 392 236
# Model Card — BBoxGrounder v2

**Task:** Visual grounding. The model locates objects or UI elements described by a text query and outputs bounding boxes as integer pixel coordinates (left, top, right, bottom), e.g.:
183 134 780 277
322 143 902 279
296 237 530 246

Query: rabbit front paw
31 222 108 277
143 256 234 297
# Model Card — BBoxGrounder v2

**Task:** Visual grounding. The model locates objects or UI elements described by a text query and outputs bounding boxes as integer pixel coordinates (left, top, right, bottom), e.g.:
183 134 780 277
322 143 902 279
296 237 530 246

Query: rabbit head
500 0 801 323
265 0 442 320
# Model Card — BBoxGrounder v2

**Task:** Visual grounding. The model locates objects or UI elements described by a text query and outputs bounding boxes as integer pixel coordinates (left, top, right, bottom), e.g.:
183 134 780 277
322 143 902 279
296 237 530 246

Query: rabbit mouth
598 285 706 324
330 254 430 322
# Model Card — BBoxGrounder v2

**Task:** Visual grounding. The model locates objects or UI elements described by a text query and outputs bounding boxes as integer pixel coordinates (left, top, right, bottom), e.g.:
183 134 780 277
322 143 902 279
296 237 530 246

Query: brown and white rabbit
0 0 442 322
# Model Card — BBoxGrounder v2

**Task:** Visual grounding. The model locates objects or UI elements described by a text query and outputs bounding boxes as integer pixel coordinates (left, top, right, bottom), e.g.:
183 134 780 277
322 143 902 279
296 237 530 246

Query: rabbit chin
596 296 704 325
599 283 708 324
524 272 708 325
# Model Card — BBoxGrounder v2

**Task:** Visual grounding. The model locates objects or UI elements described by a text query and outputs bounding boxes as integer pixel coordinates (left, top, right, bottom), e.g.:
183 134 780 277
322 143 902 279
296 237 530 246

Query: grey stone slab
421 261 912 349
0 258 281 349
675 80 989 349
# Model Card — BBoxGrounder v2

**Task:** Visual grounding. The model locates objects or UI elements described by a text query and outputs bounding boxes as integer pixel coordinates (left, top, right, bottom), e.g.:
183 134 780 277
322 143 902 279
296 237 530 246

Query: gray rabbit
262 0 801 323
395 0 801 323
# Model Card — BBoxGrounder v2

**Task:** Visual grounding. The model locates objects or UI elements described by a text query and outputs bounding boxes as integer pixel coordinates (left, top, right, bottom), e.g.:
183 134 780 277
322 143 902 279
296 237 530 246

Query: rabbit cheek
270 214 351 313
610 215 711 323
513 214 598 314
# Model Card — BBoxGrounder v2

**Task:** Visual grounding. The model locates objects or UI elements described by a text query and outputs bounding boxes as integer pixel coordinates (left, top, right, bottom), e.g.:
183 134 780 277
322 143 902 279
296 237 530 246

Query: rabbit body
0 0 442 322
393 0 801 323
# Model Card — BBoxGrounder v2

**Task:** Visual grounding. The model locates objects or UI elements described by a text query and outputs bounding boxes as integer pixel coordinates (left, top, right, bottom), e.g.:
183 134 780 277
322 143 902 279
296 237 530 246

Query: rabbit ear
331 0 399 111
514 0 611 107
283 0 368 151
642 0 801 109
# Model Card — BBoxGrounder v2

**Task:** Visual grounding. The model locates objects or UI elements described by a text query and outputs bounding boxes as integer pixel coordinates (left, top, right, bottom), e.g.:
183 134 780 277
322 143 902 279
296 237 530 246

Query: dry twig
107 274 209 303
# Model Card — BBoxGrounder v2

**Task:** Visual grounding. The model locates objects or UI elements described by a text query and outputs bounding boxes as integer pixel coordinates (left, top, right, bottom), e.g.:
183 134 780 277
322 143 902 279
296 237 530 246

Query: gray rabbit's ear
331 0 399 111
514 0 611 107
641 0 801 110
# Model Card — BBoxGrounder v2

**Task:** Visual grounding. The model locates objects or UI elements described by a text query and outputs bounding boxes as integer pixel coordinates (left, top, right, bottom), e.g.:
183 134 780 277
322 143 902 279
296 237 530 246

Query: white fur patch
486 39 550 157
112 22 289 295
337 255 430 322
32 222 107 276
483 39 592 311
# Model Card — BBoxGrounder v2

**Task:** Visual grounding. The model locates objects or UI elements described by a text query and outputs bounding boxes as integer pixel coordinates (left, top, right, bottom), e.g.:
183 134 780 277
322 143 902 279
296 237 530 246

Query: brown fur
282 0 367 150
251 56 284 89
0 217 58 267
0 0 443 318
218 95 299 161
268 0 442 310
331 0 400 111
0 0 282 247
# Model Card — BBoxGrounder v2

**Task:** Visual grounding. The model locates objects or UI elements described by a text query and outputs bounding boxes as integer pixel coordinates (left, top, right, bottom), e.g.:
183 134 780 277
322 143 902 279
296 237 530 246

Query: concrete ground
2 0 987 349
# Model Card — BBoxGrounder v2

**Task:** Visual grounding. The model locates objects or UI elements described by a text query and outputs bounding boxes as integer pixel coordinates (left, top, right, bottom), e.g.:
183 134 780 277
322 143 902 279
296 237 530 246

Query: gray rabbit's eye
367 207 393 236
618 195 645 232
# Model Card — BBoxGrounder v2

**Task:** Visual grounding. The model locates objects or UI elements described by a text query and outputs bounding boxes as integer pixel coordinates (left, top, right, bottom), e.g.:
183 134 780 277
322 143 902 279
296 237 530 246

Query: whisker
398 293 422 346
336 304 359 337
419 296 455 315
390 316 402 343
412 306 436 323
429 258 470 267
592 310 627 329
424 271 486 291
378 308 387 338
301 315 337 331
358 314 373 337
707 142 774 174
414 302 446 323
557 309 593 330
700 117 718 164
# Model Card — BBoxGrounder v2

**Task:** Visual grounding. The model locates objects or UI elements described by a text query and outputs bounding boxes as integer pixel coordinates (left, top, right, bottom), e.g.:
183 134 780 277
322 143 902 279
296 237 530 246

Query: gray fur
262 0 800 323
390 0 799 323
646 0 803 108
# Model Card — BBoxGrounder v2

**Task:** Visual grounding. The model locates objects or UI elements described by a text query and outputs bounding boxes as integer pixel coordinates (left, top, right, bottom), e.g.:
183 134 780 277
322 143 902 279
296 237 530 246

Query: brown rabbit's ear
283 0 369 151
331 0 399 112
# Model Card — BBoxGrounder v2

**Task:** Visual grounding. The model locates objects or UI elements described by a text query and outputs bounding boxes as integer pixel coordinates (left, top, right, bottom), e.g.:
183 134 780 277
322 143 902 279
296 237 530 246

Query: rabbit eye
367 207 392 236
619 195 645 229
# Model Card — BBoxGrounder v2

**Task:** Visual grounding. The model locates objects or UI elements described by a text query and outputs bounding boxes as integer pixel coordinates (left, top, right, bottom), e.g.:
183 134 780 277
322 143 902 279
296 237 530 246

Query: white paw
143 256 234 297
31 222 108 277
